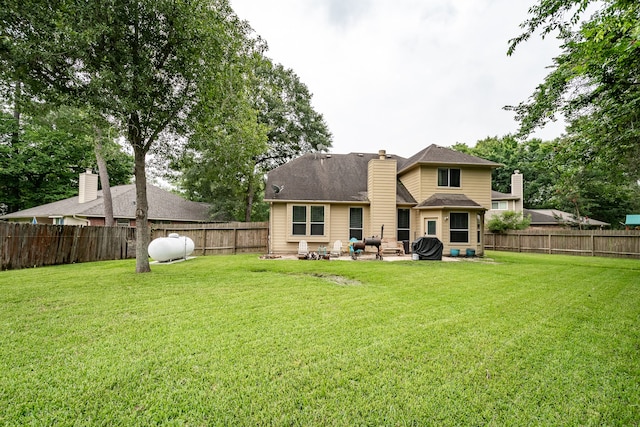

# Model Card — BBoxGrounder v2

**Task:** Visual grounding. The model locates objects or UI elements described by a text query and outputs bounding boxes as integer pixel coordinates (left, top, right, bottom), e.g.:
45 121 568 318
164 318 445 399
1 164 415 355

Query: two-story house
264 144 500 256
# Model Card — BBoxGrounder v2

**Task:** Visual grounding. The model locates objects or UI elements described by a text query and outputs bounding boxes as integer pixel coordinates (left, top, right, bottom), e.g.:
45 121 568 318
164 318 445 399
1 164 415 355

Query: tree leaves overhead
455 135 640 227
0 105 133 213
176 53 333 222
507 0 640 176
1 0 252 272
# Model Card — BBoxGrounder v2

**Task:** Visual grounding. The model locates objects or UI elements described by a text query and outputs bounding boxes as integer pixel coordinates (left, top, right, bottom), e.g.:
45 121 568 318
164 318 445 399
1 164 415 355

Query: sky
230 0 566 159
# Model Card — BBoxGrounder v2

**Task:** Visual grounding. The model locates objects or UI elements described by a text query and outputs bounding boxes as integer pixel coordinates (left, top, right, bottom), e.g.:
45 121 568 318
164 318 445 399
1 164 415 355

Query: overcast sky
230 0 566 158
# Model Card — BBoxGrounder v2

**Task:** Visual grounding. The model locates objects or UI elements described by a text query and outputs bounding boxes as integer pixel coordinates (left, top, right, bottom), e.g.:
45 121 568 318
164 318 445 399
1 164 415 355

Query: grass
1 251 639 426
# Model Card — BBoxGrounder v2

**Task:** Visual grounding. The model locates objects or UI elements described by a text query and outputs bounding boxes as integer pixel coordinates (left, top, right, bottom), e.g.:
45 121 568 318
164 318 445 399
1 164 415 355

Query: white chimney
511 170 524 213
79 169 98 203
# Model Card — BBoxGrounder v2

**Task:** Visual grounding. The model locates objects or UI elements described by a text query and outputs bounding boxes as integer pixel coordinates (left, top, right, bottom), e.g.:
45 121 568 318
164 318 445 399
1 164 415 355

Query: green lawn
1 252 639 426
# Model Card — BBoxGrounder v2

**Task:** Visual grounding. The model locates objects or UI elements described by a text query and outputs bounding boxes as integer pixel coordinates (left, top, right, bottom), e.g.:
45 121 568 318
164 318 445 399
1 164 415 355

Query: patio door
425 218 437 237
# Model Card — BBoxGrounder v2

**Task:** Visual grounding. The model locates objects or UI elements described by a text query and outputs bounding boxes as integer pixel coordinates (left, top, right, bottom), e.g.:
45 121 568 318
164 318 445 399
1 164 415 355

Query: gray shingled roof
524 208 609 227
398 144 501 174
0 184 211 222
265 152 416 204
415 193 485 210
491 190 518 200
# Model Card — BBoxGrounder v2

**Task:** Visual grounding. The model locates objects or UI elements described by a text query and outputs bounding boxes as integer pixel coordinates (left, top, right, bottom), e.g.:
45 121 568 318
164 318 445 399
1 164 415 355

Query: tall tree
177 55 333 221
507 0 640 178
0 102 133 212
455 135 639 226
454 136 557 208
1 0 249 272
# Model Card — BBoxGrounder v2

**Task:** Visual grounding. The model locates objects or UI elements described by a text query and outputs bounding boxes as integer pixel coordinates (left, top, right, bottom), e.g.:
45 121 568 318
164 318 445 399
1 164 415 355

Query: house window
492 201 508 210
450 212 469 243
310 206 324 236
292 205 307 235
426 219 437 236
397 209 410 241
438 168 461 187
292 205 325 236
52 217 64 225
117 218 131 227
349 207 363 240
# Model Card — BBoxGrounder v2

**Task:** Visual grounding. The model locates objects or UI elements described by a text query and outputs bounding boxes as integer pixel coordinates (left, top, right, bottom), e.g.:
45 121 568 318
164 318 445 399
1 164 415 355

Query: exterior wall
268 162 493 256
399 168 420 200
367 156 397 240
410 165 492 256
416 209 484 256
418 166 492 209
269 202 290 253
63 216 90 226
269 202 375 254
486 199 518 220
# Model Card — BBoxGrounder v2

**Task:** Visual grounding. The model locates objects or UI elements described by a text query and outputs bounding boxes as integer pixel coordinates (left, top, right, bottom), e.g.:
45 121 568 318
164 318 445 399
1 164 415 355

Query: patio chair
330 240 342 258
297 240 309 258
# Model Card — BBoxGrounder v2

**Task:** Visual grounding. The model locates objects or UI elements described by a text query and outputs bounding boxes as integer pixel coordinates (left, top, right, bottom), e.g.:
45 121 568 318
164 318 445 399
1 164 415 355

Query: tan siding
399 168 420 200
328 205 350 243
460 168 492 208
419 166 492 208
368 159 397 239
269 203 290 253
271 202 375 254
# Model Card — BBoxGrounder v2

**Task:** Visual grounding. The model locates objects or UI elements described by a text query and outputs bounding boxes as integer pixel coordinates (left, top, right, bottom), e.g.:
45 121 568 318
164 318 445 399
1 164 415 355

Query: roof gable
398 144 501 174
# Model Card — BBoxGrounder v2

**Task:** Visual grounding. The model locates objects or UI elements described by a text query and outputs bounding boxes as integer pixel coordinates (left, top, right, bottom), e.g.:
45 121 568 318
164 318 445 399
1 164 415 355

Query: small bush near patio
1 252 639 425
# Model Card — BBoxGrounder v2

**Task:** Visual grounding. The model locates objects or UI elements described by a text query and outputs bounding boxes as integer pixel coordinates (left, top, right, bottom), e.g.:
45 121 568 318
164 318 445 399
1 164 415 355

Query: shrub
487 210 531 233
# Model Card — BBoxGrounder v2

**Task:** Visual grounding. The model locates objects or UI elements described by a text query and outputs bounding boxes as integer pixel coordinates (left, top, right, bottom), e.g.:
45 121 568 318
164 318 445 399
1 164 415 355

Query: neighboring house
0 170 212 226
488 171 610 229
264 144 501 256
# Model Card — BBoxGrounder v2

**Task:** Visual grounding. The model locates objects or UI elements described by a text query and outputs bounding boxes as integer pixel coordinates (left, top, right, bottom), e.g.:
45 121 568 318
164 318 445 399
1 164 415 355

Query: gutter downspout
72 215 90 226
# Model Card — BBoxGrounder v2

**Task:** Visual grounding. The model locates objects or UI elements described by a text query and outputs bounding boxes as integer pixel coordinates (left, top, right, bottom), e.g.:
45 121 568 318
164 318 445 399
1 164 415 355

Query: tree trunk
94 126 114 227
9 82 21 212
11 82 20 146
244 176 254 222
134 147 151 273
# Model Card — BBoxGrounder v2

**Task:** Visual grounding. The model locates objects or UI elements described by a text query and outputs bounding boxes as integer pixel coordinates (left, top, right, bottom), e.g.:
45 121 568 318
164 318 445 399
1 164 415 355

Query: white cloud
231 0 565 158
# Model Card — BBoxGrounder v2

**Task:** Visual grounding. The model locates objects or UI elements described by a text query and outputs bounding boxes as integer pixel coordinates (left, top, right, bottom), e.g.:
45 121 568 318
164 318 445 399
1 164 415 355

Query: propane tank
148 233 195 262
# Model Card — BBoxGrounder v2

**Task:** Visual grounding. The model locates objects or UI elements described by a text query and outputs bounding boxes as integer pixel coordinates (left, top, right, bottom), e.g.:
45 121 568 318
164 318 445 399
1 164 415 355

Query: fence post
233 227 238 254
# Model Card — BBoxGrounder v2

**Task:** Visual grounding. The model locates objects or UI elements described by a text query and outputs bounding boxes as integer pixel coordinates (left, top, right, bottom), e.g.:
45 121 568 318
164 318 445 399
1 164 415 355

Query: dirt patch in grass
308 273 362 286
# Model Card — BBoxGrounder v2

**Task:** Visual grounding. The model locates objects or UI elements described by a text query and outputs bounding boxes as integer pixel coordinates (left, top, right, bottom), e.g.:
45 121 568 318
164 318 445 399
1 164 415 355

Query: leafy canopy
507 0 640 177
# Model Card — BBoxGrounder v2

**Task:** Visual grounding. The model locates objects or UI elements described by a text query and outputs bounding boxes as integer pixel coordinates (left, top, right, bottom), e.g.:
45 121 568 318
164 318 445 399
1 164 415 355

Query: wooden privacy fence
151 222 269 255
1 223 135 270
484 230 640 259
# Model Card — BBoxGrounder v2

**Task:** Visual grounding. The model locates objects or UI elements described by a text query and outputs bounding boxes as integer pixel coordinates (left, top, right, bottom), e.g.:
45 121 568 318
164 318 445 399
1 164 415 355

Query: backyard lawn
1 251 639 425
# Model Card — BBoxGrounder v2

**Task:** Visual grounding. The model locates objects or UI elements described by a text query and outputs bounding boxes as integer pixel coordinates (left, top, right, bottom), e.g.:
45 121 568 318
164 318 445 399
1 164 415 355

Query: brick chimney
79 169 98 203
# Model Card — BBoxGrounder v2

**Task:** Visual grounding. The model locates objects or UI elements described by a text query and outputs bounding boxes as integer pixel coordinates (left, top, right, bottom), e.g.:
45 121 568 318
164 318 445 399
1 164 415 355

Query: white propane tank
148 233 195 262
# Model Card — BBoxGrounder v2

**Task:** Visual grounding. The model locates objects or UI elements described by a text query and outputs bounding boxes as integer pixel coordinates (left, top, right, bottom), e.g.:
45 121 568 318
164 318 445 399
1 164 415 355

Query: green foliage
1 0 254 271
487 210 532 233
508 0 640 178
177 54 333 222
0 104 133 213
1 253 639 425
456 135 639 227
